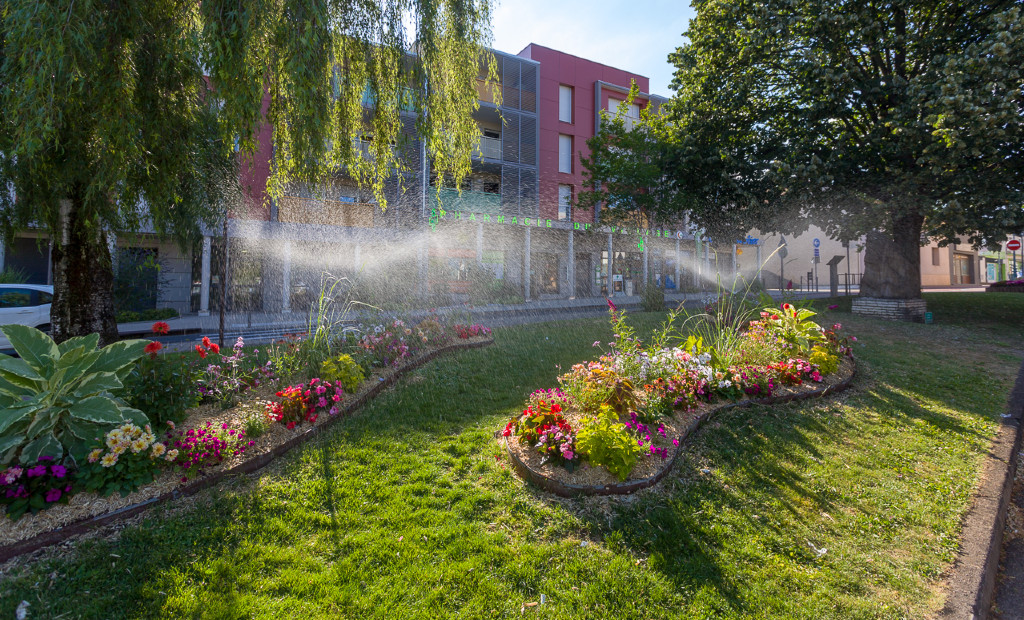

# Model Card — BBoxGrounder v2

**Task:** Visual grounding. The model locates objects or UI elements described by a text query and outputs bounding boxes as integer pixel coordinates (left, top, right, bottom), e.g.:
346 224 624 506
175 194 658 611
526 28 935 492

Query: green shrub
0 267 29 284
122 353 200 427
115 308 178 323
809 348 840 375
319 353 366 393
576 409 644 481
75 423 169 497
641 284 665 312
0 325 149 464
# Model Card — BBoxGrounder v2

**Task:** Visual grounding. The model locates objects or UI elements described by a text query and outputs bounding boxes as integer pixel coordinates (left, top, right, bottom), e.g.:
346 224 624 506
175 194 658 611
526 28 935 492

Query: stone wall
852 297 927 322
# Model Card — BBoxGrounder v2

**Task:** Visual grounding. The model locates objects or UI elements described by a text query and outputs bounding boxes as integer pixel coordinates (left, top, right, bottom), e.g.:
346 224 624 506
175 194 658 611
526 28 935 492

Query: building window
558 134 573 173
607 96 641 130
558 185 572 221
558 85 573 123
931 247 940 266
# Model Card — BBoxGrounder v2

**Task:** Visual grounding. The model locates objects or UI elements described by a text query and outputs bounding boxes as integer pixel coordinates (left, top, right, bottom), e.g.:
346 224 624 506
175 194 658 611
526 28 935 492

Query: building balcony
478 135 501 160
429 187 500 215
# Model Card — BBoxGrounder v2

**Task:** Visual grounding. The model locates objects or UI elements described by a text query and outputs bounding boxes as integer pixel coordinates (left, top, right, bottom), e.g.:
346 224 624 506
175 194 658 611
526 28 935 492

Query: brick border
0 337 493 564
505 360 857 498
939 357 1024 619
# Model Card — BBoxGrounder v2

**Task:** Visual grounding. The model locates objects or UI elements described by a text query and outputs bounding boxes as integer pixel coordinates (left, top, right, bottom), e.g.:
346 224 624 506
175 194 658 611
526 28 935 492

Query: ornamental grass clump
0 456 74 521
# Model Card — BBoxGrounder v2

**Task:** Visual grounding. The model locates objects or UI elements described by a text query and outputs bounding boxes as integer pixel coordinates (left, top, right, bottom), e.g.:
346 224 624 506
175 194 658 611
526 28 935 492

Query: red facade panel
519 44 653 224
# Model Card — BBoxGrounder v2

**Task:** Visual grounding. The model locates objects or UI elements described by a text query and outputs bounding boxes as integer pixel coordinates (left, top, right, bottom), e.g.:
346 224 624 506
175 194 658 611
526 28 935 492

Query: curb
0 337 494 564
940 357 1024 619
505 360 857 498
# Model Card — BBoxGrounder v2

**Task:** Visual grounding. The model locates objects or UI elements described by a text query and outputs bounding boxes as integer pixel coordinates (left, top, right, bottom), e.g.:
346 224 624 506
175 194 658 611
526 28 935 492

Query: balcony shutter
521 64 537 113
503 112 520 163
501 57 520 110
558 135 572 173
519 116 537 166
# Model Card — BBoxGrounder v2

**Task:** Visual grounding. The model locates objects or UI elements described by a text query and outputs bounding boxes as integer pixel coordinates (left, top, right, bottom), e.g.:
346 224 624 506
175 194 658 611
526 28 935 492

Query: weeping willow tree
0 0 496 343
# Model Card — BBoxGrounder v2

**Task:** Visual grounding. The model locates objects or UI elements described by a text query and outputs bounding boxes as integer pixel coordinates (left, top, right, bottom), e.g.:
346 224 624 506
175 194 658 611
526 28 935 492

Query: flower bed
987 278 1024 293
500 300 856 495
0 319 492 555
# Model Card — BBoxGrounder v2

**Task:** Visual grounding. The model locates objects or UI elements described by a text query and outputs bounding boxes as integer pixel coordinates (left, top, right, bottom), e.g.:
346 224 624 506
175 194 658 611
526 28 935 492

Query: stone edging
939 357 1024 619
505 360 857 498
0 337 494 564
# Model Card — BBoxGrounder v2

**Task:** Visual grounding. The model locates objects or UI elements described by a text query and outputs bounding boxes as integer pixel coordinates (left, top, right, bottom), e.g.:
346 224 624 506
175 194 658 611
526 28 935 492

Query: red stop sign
1008 239 1022 251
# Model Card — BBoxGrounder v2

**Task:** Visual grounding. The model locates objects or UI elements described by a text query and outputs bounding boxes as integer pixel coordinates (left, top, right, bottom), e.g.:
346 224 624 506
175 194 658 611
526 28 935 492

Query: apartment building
1 44 711 316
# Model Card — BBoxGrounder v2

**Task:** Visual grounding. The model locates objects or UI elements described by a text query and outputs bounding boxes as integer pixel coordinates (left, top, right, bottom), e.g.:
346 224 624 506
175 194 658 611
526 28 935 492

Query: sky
490 0 696 97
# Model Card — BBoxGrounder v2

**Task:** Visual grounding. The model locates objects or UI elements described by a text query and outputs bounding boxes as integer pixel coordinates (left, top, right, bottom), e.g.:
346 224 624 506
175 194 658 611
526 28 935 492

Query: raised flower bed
987 278 1024 293
0 318 492 560
501 301 856 496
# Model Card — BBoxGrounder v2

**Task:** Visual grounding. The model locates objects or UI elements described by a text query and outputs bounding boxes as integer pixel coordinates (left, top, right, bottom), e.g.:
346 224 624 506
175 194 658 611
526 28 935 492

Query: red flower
144 341 163 359
195 345 207 359
151 321 170 335
202 336 212 349
286 421 296 430
208 342 220 354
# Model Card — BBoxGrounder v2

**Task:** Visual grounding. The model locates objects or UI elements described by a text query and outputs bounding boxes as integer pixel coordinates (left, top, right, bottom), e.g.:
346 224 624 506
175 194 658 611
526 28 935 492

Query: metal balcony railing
478 136 501 160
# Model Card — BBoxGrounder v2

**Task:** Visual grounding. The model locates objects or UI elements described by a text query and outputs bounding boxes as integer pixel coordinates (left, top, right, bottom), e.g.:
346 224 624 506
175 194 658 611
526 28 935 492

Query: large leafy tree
578 88 687 231
0 0 495 343
669 0 1024 298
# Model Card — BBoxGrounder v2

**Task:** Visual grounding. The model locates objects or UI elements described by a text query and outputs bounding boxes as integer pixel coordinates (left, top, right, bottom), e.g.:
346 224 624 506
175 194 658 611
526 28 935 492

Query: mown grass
1 295 1023 619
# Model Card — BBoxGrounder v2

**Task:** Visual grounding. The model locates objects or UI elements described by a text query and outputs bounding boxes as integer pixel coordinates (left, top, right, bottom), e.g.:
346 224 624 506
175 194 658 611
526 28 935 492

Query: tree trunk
50 198 119 345
860 210 924 299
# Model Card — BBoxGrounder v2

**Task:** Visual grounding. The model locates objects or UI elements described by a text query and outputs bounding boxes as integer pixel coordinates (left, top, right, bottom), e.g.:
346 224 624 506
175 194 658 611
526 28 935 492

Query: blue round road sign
813 238 821 248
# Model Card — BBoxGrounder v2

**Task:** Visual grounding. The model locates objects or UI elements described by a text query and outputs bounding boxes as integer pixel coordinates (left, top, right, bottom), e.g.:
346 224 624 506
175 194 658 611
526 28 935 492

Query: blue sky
491 0 696 97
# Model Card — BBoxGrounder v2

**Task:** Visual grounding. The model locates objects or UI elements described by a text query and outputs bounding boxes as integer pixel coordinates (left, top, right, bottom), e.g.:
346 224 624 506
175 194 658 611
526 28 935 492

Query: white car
0 284 53 351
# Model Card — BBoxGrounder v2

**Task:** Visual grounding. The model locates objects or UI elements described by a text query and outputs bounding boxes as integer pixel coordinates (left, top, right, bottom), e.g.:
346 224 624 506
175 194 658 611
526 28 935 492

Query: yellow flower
130 439 147 453
165 449 179 462
106 430 124 449
111 443 127 455
100 453 118 468
88 448 103 464
150 442 167 458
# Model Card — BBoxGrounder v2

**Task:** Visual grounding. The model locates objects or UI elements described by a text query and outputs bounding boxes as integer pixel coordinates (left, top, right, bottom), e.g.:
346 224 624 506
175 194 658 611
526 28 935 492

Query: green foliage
576 409 644 481
640 283 665 312
319 354 366 394
761 304 825 356
115 308 179 324
809 349 840 376
0 267 29 284
122 354 200 427
466 264 524 306
668 0 1024 295
76 424 167 497
0 325 149 464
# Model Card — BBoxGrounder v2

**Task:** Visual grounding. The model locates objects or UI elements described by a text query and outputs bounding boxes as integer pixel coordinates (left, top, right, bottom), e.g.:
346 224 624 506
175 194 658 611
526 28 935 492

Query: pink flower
607 298 617 311
827 304 838 310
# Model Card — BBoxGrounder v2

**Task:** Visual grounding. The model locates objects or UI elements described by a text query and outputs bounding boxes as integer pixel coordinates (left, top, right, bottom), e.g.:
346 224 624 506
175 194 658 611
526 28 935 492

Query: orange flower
144 341 163 359
208 342 220 354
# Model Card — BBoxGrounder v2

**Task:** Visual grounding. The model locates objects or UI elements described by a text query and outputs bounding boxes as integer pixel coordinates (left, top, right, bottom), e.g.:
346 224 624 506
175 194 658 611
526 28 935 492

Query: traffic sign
813 238 820 248
813 248 820 257
778 236 788 259
1008 239 1022 251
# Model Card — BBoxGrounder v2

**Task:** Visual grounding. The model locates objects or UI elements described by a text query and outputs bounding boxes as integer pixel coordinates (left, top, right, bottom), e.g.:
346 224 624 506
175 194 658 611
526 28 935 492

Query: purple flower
26 466 47 478
37 455 54 462
50 465 67 479
45 488 62 502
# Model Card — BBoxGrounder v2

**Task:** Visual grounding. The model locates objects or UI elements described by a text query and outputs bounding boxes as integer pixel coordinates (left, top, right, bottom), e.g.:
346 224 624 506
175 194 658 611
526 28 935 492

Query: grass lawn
1 293 1023 618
